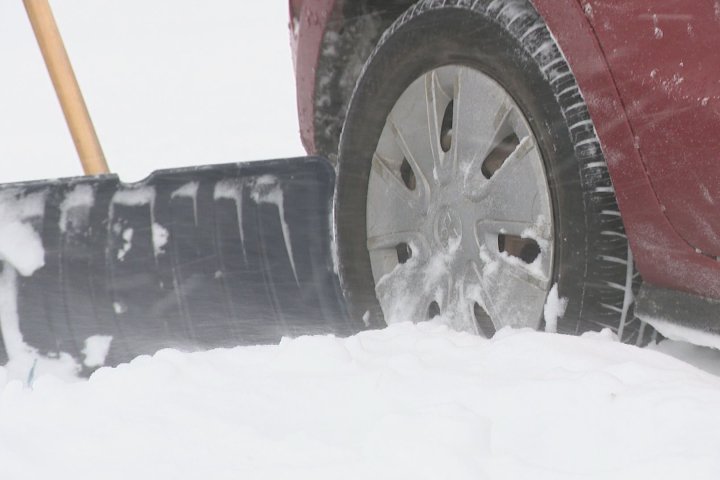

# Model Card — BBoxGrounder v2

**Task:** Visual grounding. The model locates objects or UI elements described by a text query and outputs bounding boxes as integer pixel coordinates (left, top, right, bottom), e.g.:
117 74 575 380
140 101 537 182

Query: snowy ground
3 323 720 480
2 1 720 479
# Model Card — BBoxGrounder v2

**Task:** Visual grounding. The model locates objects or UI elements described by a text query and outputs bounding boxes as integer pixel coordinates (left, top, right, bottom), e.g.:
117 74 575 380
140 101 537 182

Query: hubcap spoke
481 255 548 329
463 259 498 335
469 136 549 225
373 245 439 324
368 232 429 286
387 73 447 192
390 123 432 203
454 67 518 187
425 70 453 183
475 216 553 282
367 153 427 239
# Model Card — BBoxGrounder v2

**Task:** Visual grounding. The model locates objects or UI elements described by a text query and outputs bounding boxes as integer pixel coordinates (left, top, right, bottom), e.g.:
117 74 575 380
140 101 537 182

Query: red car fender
534 0 720 299
289 0 335 154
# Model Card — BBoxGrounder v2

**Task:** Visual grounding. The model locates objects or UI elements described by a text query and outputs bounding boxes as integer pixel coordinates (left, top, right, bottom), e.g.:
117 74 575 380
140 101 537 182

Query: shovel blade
0 156 361 371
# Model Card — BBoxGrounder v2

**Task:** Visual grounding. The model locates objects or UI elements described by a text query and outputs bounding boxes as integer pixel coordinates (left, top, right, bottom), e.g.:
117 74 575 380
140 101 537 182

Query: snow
650 338 720 377
112 187 166 259
1 1 720 478
58 184 95 233
0 265 80 384
543 283 567 333
214 179 247 262
0 267 79 383
653 14 664 39
171 181 200 224
112 186 155 207
113 302 127 315
375 242 444 326
0 192 82 381
152 222 169 256
171 181 199 199
250 175 299 283
1 323 720 479
82 335 113 368
0 191 46 276
116 227 134 261
645 317 720 351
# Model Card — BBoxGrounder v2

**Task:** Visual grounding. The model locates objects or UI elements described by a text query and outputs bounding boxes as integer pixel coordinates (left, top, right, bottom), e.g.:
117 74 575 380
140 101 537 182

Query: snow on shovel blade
0 156 361 371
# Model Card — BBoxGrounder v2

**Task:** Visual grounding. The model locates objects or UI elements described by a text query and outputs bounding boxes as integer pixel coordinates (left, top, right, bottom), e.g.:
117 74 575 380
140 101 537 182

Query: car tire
334 0 646 342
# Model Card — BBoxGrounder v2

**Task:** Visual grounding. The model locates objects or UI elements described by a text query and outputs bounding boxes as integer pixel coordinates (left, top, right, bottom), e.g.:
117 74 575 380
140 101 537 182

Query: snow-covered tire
334 0 643 341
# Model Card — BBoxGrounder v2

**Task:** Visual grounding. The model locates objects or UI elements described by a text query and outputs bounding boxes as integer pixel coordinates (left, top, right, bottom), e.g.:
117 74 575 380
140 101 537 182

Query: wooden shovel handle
24 0 109 175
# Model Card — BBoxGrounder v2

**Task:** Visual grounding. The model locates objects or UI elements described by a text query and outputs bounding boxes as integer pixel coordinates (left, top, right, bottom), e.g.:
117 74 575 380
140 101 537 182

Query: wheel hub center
433 206 462 250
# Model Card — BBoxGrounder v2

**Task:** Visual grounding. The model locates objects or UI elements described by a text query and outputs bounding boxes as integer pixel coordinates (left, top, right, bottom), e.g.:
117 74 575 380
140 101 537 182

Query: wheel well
313 0 414 160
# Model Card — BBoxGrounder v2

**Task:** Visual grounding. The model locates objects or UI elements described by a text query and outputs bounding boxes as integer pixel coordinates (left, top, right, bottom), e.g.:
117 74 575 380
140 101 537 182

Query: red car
289 0 720 345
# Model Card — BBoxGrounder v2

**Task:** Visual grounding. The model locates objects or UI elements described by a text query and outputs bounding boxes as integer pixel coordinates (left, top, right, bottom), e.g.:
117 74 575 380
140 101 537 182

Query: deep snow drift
1 322 719 480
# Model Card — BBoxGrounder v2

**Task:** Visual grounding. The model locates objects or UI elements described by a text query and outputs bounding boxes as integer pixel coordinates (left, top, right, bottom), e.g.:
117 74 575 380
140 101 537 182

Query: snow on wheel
335 0 644 341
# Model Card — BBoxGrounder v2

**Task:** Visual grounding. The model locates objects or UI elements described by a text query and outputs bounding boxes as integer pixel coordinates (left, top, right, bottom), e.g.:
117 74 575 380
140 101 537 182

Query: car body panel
290 0 720 300
534 0 720 299
289 0 336 154
579 0 720 257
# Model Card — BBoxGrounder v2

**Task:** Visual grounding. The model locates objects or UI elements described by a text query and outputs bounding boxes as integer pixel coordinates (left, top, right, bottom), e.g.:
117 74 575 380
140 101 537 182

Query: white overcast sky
0 1 304 183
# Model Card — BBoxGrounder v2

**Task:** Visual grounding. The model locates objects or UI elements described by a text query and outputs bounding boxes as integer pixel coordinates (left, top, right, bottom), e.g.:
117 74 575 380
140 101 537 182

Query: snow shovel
0 1 360 371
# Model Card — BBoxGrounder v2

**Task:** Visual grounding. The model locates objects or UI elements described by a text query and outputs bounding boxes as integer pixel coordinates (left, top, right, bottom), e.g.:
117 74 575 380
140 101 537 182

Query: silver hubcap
366 65 553 335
